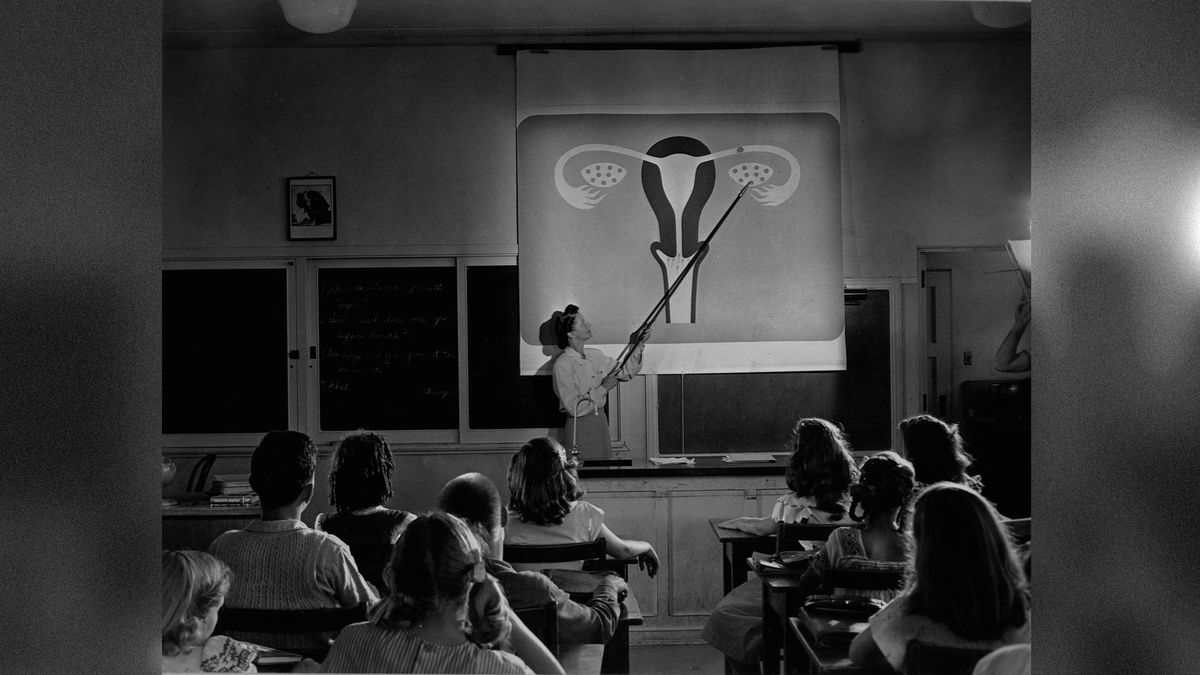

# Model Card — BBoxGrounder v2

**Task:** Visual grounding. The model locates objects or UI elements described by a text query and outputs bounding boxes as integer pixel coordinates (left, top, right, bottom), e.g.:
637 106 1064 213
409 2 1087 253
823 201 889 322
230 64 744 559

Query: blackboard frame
648 279 902 457
458 258 567 443
162 259 300 448
306 257 460 444
162 256 899 456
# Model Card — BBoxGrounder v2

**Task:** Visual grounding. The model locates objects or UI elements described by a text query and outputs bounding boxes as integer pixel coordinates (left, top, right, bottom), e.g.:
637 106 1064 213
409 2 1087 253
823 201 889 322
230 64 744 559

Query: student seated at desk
162 550 258 673
714 417 858 537
504 437 659 578
319 430 416 593
323 512 561 675
794 451 914 601
702 417 858 672
207 431 377 653
898 414 984 492
849 482 1031 671
439 472 627 646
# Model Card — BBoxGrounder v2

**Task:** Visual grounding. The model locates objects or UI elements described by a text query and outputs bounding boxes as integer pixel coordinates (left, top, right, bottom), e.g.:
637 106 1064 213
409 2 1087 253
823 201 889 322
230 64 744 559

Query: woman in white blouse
550 304 646 461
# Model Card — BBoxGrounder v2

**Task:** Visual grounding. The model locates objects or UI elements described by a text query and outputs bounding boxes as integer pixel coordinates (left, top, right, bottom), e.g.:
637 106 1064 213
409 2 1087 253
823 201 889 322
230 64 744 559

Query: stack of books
209 474 259 508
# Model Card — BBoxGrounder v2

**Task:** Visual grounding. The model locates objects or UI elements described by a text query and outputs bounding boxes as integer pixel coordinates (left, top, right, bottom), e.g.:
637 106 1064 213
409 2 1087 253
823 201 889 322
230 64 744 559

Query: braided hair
329 430 395 512
849 451 917 531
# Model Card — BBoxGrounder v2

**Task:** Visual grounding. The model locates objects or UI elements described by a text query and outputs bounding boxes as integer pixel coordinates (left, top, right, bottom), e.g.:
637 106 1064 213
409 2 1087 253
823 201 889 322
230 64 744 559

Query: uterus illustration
554 136 800 324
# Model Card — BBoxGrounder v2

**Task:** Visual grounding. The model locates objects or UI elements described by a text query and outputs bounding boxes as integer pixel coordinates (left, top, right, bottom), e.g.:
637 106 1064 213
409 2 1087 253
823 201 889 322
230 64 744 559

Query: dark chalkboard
466 265 565 429
658 288 891 454
318 266 458 431
163 268 290 434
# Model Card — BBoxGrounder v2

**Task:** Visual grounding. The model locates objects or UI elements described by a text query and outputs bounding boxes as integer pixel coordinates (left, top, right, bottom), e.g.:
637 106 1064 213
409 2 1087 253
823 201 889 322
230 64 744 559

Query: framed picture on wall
287 176 336 240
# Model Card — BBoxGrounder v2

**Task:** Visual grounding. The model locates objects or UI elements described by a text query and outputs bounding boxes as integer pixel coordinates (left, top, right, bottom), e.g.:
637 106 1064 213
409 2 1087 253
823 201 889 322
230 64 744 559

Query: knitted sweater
208 518 378 651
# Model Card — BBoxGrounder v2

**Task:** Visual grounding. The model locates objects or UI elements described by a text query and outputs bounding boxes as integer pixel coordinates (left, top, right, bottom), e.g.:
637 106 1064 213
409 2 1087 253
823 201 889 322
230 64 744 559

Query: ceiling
163 0 1031 49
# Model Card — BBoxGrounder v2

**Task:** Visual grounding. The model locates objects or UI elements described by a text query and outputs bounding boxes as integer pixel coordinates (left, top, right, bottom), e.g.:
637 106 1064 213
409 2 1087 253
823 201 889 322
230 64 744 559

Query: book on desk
208 473 259 507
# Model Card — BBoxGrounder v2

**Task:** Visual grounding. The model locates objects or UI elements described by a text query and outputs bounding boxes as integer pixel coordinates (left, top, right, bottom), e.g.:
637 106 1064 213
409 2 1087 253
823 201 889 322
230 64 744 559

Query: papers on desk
750 549 819 574
721 453 778 463
649 456 695 465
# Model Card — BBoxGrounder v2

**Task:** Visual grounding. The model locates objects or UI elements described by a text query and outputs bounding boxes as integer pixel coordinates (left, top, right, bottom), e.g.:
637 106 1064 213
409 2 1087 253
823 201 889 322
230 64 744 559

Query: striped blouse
322 622 533 674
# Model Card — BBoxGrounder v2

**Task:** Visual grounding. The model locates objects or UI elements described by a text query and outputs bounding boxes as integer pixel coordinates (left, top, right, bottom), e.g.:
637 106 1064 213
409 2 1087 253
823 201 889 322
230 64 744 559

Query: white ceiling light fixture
279 0 358 34
970 1 1030 29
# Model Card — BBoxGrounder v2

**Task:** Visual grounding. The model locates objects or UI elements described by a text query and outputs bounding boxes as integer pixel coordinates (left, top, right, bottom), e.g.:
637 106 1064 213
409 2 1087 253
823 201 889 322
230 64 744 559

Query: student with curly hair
320 430 416 592
161 550 258 673
716 417 859 536
898 414 983 491
703 417 860 671
850 482 1031 670
504 437 659 577
795 451 915 601
208 430 376 653
322 512 562 674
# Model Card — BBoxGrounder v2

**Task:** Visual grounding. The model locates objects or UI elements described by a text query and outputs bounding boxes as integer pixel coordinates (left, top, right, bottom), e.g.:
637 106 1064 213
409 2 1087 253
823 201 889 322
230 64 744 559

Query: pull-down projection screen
517 47 844 375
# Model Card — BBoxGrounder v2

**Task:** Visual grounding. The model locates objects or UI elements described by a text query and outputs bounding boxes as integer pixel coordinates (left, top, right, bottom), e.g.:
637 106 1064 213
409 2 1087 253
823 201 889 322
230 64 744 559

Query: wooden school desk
755 558 812 675
162 498 257 551
787 615 891 675
547 569 644 675
708 517 776 594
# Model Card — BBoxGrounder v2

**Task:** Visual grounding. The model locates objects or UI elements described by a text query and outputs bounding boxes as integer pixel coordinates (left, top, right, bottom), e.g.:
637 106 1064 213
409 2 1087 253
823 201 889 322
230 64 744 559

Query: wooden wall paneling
664 488 751 616
583 488 661 618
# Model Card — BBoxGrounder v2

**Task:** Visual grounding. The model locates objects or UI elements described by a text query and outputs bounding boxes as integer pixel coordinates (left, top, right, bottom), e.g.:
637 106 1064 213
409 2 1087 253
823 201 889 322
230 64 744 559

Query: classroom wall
162 38 1030 499
164 46 517 251
164 39 1031 272
841 41 1031 277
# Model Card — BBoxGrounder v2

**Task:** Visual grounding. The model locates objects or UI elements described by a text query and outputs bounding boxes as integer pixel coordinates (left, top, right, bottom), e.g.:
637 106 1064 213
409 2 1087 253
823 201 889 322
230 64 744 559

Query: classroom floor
628 643 726 675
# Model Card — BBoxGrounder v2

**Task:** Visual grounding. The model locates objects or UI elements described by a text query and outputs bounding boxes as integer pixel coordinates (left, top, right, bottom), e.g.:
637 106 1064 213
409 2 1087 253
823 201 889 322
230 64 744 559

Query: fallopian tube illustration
554 136 800 324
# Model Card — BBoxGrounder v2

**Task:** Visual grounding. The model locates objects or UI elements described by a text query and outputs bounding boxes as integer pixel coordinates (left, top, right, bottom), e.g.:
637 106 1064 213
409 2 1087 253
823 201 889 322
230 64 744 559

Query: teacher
552 304 647 461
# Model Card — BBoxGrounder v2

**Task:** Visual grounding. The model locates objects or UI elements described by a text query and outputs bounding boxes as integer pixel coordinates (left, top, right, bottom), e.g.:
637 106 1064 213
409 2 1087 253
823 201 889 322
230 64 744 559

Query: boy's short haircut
437 472 505 543
249 430 317 508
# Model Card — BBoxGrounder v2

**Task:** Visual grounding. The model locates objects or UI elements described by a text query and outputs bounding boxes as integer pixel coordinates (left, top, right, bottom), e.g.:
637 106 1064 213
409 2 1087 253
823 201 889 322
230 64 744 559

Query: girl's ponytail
466 575 512 647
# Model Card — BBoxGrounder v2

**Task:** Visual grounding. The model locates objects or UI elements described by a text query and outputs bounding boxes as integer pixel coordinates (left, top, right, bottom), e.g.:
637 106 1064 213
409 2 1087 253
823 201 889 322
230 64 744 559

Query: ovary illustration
554 137 800 323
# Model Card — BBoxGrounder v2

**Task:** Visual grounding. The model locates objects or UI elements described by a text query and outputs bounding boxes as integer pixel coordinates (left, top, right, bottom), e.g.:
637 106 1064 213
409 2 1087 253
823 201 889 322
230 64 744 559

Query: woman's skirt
563 411 610 461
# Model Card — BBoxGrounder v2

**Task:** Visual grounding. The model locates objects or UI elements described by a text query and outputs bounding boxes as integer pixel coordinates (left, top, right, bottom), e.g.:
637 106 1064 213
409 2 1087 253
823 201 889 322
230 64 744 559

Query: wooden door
921 268 954 418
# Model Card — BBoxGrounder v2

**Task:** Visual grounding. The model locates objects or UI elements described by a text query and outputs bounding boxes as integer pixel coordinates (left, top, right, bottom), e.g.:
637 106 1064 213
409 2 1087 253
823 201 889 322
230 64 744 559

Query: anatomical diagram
555 136 800 324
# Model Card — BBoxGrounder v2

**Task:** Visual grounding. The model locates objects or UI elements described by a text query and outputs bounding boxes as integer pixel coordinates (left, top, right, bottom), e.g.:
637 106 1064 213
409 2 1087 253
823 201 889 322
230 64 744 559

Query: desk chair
514 600 560 658
504 537 635 580
779 567 902 672
775 522 843 554
504 539 640 675
903 639 994 675
214 604 366 661
740 523 843 675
